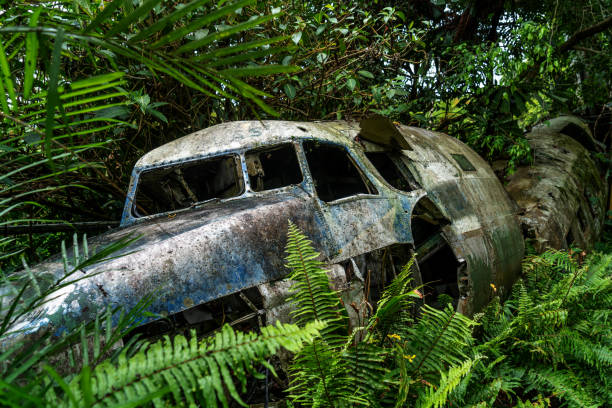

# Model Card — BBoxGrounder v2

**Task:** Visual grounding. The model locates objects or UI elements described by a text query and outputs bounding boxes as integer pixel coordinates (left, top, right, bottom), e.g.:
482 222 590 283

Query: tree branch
519 15 612 81
572 45 603 54
558 15 612 53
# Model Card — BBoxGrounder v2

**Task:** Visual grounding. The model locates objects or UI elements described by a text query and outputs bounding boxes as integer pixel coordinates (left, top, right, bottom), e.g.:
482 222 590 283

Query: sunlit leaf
346 78 357 91
291 31 302 44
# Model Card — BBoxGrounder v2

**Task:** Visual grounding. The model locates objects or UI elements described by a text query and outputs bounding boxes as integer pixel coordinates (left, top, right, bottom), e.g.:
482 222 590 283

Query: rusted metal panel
396 125 524 314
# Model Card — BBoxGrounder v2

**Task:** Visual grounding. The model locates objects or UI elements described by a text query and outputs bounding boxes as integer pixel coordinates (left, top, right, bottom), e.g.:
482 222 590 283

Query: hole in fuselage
410 198 460 308
124 287 264 343
416 233 460 308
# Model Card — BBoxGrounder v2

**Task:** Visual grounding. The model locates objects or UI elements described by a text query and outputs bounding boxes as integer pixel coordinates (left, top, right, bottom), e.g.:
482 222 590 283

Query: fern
407 304 476 381
526 368 599 408
463 249 612 408
367 255 419 343
285 223 481 407
0 234 156 407
285 222 360 407
46 321 324 408
285 221 347 344
416 358 476 408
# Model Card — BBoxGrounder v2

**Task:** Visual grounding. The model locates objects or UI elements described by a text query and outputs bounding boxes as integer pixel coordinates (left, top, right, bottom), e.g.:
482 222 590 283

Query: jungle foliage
0 1 611 406
283 223 612 408
1 0 611 267
0 223 610 407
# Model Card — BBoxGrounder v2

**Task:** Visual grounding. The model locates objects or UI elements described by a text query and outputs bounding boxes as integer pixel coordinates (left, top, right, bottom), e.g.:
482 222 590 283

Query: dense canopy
0 0 610 264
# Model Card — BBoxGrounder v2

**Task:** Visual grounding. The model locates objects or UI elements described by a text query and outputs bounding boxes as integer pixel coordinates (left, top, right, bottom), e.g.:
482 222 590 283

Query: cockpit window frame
131 152 245 219
244 142 304 194
301 139 379 204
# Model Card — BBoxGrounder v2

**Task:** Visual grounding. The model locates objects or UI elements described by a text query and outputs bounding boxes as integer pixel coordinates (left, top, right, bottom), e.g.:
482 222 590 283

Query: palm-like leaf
46 321 324 408
0 0 298 266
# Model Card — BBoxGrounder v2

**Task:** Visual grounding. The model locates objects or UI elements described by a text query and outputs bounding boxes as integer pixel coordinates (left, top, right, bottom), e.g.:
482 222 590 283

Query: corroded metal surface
505 117 606 252
7 119 526 341
396 126 524 313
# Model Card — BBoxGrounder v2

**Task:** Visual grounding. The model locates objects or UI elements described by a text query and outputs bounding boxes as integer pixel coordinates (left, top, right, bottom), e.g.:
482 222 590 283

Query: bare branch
558 15 612 53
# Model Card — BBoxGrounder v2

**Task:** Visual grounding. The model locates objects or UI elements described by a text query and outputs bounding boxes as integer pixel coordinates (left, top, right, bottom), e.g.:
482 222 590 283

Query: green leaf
69 72 125 90
106 0 161 37
44 28 64 165
191 34 290 62
175 13 278 54
74 0 93 16
0 67 9 114
152 0 255 49
0 41 16 109
129 0 212 43
346 78 357 91
291 31 302 44
23 7 43 100
206 46 290 68
358 70 374 79
84 0 124 33
283 83 296 99
80 365 94 407
221 64 300 78
147 107 168 123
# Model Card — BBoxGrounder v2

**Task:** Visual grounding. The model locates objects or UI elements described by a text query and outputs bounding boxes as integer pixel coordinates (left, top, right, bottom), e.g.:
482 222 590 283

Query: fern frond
285 221 347 344
378 254 417 308
415 358 476 408
367 255 418 342
559 329 612 371
408 304 476 380
343 342 389 397
526 367 601 408
48 321 324 408
289 339 370 408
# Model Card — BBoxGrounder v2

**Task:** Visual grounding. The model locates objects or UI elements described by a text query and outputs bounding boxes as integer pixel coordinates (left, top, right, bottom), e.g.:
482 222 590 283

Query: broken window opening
245 144 302 192
451 153 476 172
303 140 377 202
365 151 421 192
125 287 264 342
410 198 459 308
560 122 596 151
133 155 243 217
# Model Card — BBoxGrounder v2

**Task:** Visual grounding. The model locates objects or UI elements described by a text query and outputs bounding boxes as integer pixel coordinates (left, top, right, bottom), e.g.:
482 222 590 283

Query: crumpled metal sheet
505 117 606 252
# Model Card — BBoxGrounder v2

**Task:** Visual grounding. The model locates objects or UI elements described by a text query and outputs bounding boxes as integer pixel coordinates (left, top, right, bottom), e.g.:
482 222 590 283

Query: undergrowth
284 222 611 407
0 224 610 407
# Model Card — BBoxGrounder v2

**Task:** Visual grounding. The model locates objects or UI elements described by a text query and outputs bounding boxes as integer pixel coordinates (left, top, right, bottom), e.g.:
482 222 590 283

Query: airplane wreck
4 115 606 341
505 116 607 252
